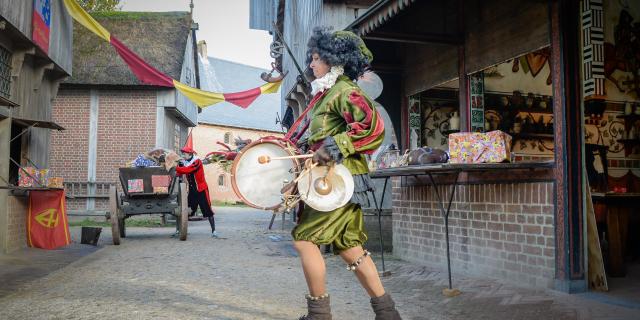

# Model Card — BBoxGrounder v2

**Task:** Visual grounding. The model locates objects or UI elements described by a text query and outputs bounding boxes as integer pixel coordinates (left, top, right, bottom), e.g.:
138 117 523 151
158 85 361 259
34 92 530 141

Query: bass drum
231 138 301 210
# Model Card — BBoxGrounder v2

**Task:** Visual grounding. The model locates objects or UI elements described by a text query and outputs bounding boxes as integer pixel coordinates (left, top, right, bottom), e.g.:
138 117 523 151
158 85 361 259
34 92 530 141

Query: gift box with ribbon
127 179 144 193
448 130 512 164
151 175 171 188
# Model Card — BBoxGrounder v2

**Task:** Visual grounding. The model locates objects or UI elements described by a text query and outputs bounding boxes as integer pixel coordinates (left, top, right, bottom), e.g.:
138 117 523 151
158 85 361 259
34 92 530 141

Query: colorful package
18 167 38 187
448 130 512 164
48 177 64 188
133 154 156 167
127 179 144 193
153 186 169 194
151 175 171 188
37 169 50 187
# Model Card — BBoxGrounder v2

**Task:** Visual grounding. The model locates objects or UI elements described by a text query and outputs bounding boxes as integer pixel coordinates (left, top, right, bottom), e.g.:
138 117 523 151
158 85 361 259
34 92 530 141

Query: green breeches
291 203 368 254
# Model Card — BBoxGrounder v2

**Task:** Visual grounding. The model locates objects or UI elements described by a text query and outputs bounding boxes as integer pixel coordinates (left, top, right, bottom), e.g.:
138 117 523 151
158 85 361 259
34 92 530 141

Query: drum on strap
230 138 302 210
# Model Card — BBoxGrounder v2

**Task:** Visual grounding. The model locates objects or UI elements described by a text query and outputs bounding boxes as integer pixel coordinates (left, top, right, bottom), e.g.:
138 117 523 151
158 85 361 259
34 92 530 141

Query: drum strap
285 91 327 143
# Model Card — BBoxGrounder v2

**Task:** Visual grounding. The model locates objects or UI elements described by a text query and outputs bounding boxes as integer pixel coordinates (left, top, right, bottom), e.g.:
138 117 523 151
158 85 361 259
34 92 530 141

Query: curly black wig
305 27 373 80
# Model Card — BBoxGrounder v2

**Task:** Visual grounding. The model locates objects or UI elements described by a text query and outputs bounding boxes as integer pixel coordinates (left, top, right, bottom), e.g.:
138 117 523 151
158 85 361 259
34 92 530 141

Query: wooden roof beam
364 31 462 45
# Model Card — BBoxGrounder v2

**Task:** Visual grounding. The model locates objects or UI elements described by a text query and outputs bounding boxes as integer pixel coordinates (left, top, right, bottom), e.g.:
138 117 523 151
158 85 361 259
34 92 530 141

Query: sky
119 0 273 68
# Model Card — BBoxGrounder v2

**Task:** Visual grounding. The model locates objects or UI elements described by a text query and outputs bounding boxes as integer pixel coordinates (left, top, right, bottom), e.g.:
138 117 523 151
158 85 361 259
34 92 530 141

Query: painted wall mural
604 0 640 102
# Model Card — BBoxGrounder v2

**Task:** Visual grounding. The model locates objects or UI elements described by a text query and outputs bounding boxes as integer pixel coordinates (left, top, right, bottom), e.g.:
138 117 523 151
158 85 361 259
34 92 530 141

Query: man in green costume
290 27 401 320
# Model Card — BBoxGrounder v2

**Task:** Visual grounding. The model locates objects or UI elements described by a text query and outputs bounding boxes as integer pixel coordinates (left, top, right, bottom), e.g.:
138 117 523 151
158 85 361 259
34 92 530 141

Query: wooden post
457 0 469 132
550 0 586 292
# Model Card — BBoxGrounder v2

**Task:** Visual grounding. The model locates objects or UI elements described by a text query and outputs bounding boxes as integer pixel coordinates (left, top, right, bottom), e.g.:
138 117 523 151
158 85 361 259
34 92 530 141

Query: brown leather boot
370 293 402 320
298 294 332 320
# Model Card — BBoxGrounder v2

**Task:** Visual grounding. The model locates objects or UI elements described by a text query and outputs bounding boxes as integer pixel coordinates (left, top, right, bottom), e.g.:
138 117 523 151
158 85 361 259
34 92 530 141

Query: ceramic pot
449 112 460 131
624 102 633 115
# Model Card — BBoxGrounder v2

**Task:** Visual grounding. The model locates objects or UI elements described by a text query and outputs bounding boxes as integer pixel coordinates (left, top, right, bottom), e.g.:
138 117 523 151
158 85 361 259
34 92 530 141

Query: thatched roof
65 11 192 86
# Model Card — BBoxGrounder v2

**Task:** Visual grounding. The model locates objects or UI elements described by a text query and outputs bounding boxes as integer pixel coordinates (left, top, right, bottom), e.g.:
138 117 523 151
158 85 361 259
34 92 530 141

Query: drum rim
230 137 302 210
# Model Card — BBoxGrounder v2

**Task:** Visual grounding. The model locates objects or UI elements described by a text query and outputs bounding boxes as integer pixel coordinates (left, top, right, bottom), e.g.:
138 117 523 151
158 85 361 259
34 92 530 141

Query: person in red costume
176 146 218 238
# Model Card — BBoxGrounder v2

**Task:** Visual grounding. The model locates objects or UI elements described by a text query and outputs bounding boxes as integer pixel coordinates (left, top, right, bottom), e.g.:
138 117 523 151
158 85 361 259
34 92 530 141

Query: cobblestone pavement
0 207 637 319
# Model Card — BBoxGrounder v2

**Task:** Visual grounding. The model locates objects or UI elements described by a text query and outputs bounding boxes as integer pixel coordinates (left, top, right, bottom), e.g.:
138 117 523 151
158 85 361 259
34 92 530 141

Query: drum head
231 140 298 210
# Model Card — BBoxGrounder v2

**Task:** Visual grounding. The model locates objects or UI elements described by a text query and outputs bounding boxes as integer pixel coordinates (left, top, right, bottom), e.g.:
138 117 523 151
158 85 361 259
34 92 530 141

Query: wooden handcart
108 167 188 245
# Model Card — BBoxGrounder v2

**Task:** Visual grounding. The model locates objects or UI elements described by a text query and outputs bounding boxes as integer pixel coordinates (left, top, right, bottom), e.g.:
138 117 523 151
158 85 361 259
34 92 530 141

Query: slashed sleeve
176 159 202 176
332 89 384 157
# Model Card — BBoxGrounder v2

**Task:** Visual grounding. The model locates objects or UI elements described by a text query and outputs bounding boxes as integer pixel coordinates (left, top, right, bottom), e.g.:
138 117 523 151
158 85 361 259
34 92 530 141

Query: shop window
410 79 460 151
480 47 554 160
218 174 225 187
0 45 11 99
411 47 555 162
224 132 232 144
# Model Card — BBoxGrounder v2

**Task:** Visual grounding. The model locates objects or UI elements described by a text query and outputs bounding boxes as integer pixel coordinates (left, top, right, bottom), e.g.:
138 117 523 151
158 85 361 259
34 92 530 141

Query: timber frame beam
364 31 462 46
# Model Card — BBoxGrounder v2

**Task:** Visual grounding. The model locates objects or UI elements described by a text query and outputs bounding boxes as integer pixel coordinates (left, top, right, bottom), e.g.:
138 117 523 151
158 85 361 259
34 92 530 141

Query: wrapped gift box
48 177 64 188
153 186 169 194
37 169 50 187
18 167 39 187
127 179 144 193
151 175 171 188
448 130 512 164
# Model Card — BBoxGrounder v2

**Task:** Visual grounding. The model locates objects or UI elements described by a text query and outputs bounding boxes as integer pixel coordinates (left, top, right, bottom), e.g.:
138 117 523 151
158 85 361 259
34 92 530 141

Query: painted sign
32 0 51 53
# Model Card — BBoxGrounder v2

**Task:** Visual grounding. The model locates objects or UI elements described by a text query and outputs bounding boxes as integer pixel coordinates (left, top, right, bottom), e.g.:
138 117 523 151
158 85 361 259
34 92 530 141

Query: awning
347 0 417 36
12 117 65 131
0 95 19 107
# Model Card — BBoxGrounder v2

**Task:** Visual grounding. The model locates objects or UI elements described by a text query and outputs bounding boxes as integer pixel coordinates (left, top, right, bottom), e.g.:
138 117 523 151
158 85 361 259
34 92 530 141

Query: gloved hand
312 146 333 166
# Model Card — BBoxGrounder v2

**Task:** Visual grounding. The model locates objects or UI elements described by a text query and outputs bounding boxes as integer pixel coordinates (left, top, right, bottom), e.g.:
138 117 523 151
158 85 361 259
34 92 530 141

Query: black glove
312 146 333 166
312 136 343 166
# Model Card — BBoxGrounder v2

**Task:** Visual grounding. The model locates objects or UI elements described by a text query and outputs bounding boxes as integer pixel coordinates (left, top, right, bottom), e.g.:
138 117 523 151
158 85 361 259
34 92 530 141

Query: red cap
180 147 196 154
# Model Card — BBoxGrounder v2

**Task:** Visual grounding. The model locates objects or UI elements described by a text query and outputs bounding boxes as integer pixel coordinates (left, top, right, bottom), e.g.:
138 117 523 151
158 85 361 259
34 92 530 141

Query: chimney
197 40 207 58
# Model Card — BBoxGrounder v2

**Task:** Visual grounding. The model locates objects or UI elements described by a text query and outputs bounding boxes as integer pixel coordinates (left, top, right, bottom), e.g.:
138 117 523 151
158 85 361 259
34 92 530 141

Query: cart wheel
179 182 188 241
119 218 126 238
109 185 121 245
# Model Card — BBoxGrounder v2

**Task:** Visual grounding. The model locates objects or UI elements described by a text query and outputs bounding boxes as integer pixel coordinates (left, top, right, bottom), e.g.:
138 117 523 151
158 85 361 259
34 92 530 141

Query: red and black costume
176 147 215 231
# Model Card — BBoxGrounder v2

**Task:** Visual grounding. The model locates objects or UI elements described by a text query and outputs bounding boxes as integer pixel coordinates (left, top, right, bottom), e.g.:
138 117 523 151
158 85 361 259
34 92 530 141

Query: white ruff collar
310 66 344 96
183 156 199 167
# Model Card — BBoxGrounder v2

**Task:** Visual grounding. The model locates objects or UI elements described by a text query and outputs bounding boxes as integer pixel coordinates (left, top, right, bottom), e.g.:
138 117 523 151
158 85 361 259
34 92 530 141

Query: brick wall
392 180 555 288
51 89 157 211
51 90 92 211
6 196 28 252
50 89 91 188
96 90 156 182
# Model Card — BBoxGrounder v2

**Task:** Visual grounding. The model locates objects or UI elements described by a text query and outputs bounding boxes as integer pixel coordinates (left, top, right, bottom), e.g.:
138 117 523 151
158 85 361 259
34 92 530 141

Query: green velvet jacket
307 75 385 175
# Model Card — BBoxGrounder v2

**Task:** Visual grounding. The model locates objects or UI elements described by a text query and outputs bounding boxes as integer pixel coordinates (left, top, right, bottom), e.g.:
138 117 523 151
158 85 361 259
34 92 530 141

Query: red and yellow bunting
62 0 281 108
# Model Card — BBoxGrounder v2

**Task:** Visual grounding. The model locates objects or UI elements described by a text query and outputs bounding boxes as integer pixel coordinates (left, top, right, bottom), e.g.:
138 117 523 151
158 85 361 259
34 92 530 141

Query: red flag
32 0 51 53
27 190 70 249
223 87 262 109
110 36 174 87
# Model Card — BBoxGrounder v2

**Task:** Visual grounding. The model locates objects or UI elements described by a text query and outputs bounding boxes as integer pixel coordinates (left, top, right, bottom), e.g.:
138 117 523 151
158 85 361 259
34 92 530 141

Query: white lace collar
310 66 344 96
182 155 199 167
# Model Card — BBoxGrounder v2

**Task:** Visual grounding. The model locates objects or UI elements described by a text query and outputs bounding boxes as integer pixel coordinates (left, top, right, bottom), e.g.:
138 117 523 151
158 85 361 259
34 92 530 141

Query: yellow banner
173 80 225 107
260 81 283 94
63 0 111 42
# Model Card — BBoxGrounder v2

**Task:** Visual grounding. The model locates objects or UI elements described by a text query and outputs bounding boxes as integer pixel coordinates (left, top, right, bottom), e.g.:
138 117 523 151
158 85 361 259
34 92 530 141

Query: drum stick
258 154 313 164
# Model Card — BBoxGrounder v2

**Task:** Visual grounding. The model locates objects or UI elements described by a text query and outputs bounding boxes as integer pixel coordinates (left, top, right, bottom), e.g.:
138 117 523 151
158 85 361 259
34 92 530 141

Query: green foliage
69 218 110 227
79 0 121 13
69 217 169 228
